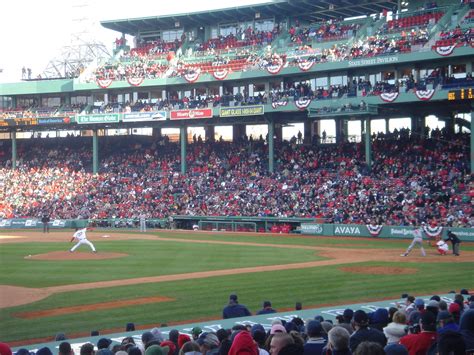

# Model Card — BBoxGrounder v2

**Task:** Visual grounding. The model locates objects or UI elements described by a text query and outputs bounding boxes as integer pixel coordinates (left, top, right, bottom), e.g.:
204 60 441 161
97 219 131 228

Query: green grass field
0 230 473 344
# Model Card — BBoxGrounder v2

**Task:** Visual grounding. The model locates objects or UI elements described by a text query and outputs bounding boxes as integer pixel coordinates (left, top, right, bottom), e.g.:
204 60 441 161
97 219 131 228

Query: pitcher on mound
70 226 97 253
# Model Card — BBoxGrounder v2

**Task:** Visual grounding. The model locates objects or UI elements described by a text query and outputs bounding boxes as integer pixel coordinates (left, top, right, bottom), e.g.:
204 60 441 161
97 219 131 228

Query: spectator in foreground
326 327 351 355
349 310 387 352
383 311 407 344
400 311 437 355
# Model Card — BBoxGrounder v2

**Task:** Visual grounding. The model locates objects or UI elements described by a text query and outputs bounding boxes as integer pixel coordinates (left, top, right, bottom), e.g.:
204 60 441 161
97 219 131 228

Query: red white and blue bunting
271 100 288 109
367 224 383 237
380 92 399 102
96 78 113 89
127 77 144 87
298 60 315 72
434 45 456 57
414 89 435 101
184 69 201 83
266 59 284 75
294 97 312 110
423 225 443 238
212 68 229 80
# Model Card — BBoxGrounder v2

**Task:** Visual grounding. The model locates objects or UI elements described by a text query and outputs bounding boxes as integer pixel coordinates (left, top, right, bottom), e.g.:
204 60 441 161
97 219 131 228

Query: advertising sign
219 105 264 118
38 117 71 125
170 109 213 120
122 111 167 122
76 114 120 124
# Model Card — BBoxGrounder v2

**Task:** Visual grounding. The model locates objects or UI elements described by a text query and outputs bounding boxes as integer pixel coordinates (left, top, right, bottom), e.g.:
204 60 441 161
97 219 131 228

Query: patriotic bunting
298 60 315 72
380 92 399 102
367 224 383 237
184 69 201 83
212 68 229 80
414 89 435 101
434 45 456 56
266 59 284 75
423 225 443 238
271 100 288 109
294 97 312 110
127 77 144 87
96 78 113 89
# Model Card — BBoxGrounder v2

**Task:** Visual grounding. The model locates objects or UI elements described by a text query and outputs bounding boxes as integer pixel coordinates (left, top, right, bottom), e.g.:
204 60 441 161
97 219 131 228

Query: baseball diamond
1 0 474 353
0 230 473 347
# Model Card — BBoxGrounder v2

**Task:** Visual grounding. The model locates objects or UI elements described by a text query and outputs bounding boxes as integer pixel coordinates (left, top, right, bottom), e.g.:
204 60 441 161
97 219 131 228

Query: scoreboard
448 88 474 101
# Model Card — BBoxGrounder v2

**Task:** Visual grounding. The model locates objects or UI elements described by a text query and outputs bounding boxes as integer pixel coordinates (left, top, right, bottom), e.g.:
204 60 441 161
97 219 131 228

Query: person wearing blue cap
304 320 326 355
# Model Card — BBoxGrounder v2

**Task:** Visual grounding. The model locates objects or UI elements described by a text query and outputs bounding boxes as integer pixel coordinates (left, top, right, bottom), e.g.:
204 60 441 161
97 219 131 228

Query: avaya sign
170 109 213 120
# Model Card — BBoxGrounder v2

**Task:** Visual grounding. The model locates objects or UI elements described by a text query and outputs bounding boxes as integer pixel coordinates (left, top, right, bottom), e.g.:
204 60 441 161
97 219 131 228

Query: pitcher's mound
340 266 418 275
26 251 128 260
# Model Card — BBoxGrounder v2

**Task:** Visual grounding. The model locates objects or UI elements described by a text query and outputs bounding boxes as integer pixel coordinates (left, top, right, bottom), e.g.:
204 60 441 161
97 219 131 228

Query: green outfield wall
1 218 472 241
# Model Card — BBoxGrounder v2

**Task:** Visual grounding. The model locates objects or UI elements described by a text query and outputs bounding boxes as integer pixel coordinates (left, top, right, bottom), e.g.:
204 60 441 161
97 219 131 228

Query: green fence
1 218 472 242
300 223 474 242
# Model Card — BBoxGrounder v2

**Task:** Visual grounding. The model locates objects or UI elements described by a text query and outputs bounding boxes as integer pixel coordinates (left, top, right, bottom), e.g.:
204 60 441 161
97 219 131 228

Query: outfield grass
0 231 472 343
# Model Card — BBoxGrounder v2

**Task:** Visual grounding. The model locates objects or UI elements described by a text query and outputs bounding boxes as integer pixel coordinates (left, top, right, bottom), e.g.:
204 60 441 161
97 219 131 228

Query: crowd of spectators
2 291 474 355
88 6 461 85
0 130 471 228
289 20 361 44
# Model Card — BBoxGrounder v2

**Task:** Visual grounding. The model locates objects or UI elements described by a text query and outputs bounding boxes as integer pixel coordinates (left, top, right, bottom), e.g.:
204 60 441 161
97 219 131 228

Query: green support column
364 119 372 171
471 108 473 175
11 131 17 170
92 129 99 174
268 121 274 173
180 126 187 174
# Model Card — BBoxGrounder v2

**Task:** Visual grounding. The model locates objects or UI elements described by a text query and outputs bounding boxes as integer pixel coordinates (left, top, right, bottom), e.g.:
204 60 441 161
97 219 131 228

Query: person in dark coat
222 294 251 319
41 213 50 233
349 310 387 352
445 230 461 256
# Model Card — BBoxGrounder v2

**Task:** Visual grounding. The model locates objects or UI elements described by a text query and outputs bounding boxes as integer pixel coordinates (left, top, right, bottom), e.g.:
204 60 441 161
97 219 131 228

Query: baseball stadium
1 0 474 354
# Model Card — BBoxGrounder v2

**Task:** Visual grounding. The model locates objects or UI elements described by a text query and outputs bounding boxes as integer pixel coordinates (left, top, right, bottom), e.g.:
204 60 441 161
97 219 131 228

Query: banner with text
122 111 167 122
220 105 264 118
170 108 213 120
76 114 120 124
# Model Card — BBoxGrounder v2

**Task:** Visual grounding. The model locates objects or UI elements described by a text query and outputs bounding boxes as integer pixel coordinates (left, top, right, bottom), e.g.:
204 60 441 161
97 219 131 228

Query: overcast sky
0 0 270 83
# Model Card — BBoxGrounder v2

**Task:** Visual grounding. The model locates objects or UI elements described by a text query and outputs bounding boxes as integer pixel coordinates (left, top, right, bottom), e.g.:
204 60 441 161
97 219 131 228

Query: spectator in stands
400 311 437 354
304 320 327 355
59 342 73 355
349 310 387 352
196 332 220 355
80 343 95 355
223 294 251 319
383 311 408 344
436 330 466 354
459 309 474 350
353 341 385 355
270 333 294 355
326 327 351 355
229 331 258 355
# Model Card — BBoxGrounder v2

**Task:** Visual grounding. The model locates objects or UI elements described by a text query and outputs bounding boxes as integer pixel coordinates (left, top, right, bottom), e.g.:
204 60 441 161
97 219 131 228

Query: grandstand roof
100 0 398 35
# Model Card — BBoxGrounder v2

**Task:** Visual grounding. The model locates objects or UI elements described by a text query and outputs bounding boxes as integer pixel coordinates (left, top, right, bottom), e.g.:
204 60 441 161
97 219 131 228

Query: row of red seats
387 12 443 29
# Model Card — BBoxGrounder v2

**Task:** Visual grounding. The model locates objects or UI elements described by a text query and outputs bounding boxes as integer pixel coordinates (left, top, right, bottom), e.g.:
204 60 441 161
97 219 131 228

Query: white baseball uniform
70 228 96 252
401 227 426 256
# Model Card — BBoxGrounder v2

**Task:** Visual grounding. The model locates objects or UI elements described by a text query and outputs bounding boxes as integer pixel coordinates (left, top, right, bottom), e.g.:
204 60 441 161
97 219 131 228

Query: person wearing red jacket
400 311 437 355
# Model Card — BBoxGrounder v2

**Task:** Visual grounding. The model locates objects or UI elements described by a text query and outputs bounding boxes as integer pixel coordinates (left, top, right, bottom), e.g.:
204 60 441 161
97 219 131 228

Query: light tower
41 1 111 79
